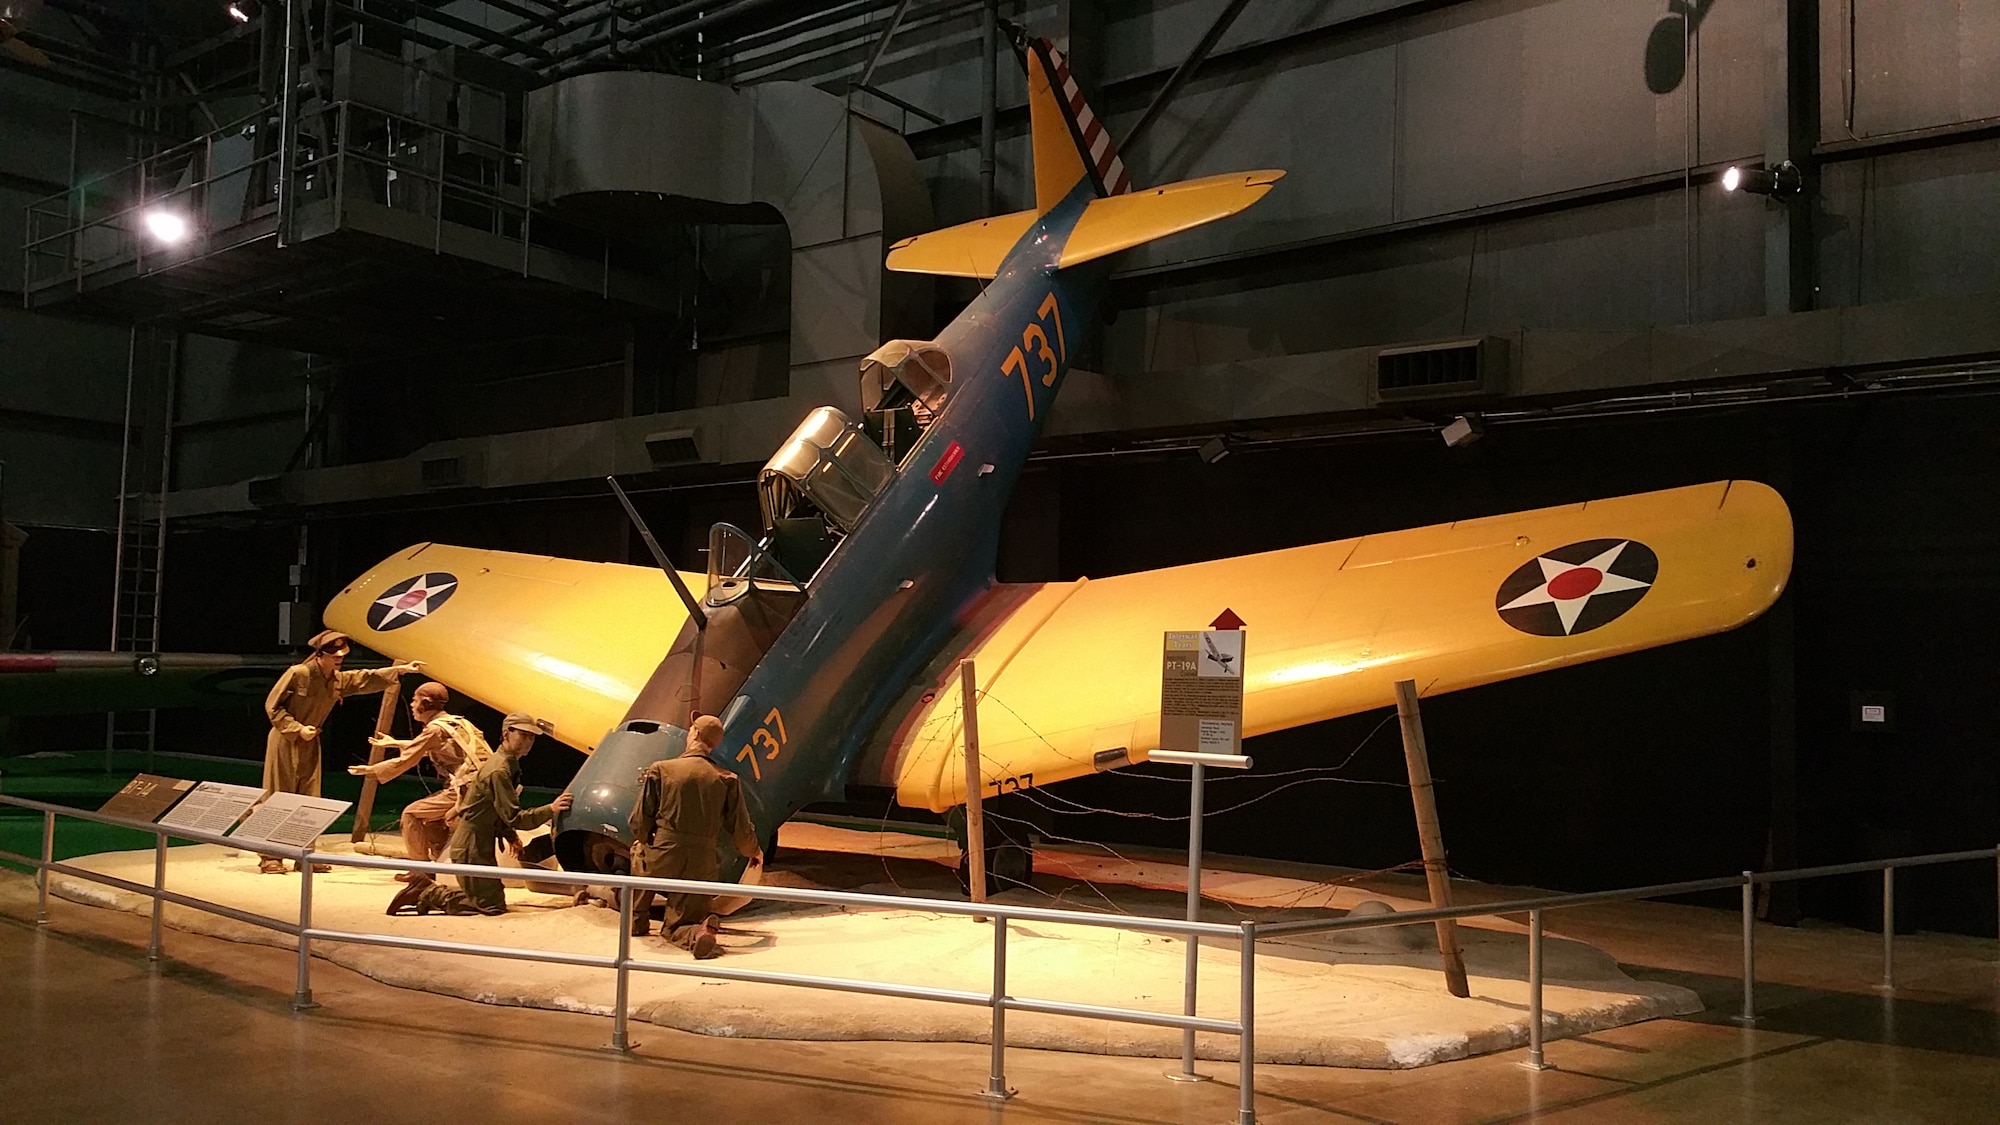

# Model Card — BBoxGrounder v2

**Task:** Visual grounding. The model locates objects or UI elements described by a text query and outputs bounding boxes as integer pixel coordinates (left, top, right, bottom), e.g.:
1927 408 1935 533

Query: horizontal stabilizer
883 210 1038 279
884 170 1284 279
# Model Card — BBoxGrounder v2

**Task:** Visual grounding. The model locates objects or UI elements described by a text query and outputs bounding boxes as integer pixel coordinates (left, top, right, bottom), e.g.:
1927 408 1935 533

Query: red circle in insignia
1547 568 1603 601
396 590 427 610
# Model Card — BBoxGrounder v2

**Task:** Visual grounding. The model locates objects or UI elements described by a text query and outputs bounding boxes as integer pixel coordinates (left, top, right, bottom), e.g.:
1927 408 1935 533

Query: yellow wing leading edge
323 544 703 753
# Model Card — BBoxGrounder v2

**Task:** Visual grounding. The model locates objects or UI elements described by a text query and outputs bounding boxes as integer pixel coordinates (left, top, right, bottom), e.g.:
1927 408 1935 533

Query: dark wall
1038 390 2000 935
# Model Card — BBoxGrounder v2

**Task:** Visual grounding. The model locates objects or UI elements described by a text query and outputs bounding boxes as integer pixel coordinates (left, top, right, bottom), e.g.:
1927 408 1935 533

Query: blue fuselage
716 188 1101 844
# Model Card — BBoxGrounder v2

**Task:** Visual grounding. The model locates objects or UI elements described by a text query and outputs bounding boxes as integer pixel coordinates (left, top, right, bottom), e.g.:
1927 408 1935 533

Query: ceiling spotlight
1198 436 1231 464
1440 414 1483 449
142 209 191 244
226 1 261 24
1721 160 1802 199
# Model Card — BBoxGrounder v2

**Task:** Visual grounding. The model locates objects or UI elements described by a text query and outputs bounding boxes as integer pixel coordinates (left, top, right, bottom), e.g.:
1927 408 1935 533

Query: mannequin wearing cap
347 681 493 877
625 715 763 959
388 712 573 917
260 630 422 874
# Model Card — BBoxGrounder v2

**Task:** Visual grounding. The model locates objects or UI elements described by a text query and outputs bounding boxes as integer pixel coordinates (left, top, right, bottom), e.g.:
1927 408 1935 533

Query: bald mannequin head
410 681 450 719
686 715 724 754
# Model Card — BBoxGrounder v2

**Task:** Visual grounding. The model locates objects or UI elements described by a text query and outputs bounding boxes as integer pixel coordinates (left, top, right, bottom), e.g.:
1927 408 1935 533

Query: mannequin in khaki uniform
348 681 491 879
260 629 421 874
386 712 573 917
627 715 763 959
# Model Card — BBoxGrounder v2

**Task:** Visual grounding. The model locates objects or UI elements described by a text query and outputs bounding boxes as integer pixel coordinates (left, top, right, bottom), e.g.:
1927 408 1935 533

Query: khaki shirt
451 749 558 838
628 748 759 859
264 662 401 738
364 714 492 789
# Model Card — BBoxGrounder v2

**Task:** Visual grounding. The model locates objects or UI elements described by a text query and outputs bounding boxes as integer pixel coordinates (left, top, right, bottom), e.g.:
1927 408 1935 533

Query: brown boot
628 889 655 937
295 861 332 874
258 857 286 875
386 876 433 916
689 915 721 960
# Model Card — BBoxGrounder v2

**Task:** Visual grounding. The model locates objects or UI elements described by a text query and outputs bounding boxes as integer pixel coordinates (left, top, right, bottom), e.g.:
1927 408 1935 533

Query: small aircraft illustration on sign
318 36 1793 876
1201 634 1240 678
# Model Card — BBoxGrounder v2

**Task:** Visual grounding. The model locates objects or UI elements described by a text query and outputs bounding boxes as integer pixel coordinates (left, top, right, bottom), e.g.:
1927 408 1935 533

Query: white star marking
373 575 456 629
1498 541 1652 635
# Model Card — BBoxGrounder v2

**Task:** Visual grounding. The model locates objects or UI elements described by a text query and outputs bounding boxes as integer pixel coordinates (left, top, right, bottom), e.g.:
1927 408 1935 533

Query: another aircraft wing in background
323 543 703 752
0 652 301 717
860 480 1792 811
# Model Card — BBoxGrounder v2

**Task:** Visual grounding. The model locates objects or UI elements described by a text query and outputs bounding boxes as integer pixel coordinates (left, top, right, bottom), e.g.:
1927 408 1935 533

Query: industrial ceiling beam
1121 0 1252 152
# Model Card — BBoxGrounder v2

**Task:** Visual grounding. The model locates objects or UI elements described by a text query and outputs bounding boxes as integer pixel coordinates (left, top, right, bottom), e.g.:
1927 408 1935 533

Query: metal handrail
22 97 532 290
5 786 1995 1124
0 791 1258 1121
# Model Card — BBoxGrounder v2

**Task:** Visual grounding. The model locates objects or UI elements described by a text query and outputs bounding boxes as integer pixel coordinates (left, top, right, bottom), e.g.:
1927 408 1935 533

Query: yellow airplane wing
872 480 1792 812
322 543 701 752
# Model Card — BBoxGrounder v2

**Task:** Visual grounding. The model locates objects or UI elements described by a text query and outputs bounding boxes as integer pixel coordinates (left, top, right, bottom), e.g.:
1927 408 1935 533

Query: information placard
229 793 352 849
1160 626 1246 755
156 782 267 836
99 774 196 823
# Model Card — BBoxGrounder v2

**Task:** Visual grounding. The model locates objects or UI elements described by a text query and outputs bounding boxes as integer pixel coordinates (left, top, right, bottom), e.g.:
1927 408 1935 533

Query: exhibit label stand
1159 609 1252 1083
1154 747 1251 1083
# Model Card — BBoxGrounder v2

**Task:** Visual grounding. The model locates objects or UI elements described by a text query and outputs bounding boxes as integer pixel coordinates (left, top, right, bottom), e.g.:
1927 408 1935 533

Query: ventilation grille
420 456 466 489
644 429 702 467
1373 337 1508 403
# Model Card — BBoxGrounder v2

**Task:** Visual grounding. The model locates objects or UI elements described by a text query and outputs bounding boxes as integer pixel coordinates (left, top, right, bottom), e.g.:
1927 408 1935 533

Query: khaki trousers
399 789 457 863
634 842 718 950
262 734 321 797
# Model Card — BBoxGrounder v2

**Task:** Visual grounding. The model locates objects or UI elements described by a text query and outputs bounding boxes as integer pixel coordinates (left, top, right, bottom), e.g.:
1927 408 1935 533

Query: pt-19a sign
1160 617 1245 755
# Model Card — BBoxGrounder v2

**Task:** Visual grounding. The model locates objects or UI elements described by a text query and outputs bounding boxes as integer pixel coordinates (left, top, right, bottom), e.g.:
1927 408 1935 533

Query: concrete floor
3 864 1996 1123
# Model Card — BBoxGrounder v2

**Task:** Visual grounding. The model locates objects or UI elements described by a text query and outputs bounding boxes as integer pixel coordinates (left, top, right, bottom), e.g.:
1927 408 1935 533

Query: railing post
608 887 634 1052
36 810 54 924
1238 920 1256 1125
292 852 317 1011
1520 908 1551 1070
149 831 166 964
1733 870 1757 1025
982 914 1013 1100
1876 865 1896 992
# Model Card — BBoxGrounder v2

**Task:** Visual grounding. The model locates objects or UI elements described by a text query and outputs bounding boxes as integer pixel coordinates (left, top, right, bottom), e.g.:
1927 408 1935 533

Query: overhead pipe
546 0 722 65
550 0 799 76
979 0 995 216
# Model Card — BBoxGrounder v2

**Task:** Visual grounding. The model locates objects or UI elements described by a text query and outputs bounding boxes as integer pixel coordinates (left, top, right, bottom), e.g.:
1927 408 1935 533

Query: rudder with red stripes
1023 36 1132 212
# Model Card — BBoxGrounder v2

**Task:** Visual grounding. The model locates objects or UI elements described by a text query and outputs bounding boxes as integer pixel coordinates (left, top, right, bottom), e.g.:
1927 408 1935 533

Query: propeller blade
3 35 52 67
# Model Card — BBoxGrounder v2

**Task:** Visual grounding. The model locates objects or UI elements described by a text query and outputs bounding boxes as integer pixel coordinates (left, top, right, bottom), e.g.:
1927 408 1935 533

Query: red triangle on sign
1210 608 1246 631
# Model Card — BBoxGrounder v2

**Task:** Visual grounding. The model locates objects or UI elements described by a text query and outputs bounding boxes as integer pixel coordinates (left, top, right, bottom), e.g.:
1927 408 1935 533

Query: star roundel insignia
366 572 459 632
1495 540 1658 637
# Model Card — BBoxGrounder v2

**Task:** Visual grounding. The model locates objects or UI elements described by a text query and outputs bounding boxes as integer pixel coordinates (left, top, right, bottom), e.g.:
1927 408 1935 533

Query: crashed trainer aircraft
326 37 1792 877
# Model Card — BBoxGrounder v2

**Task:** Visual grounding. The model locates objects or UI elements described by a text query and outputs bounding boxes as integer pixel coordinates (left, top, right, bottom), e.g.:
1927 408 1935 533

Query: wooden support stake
960 659 987 910
349 674 403 842
1393 679 1470 998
